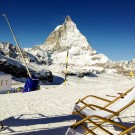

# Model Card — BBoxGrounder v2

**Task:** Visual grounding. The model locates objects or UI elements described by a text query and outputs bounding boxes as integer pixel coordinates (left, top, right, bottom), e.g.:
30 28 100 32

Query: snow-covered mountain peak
41 16 93 52
65 15 72 22
35 16 110 69
64 15 76 28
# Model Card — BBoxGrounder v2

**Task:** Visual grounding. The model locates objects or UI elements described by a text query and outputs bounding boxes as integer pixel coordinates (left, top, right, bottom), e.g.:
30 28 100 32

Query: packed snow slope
0 73 135 134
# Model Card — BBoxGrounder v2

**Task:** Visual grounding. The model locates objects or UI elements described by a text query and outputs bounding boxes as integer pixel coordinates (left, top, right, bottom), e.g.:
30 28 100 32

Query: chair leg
118 124 135 135
81 124 96 135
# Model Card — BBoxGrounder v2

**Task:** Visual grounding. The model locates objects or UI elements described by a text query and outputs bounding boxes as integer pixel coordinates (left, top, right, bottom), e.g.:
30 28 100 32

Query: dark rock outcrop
0 42 53 83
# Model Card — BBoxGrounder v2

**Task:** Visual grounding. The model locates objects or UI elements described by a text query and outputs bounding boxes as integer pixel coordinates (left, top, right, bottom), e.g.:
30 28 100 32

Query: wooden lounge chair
68 87 135 134
73 86 135 117
65 116 135 135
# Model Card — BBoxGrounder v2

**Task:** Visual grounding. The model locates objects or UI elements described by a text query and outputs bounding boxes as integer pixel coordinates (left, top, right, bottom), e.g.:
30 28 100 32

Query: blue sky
0 0 135 61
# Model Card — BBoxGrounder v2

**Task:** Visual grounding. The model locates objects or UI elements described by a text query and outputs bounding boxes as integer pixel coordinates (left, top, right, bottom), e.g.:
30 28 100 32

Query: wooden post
65 51 69 85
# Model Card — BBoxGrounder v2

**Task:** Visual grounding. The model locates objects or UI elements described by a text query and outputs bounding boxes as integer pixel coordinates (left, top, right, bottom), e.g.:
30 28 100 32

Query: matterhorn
41 16 93 52
35 16 109 71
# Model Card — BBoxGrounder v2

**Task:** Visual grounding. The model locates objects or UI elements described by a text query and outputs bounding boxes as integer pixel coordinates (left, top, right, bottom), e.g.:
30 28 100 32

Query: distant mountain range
0 16 135 78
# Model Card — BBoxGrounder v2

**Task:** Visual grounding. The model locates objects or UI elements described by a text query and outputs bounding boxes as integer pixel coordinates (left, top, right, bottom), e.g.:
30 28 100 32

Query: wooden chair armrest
76 95 111 104
77 104 118 116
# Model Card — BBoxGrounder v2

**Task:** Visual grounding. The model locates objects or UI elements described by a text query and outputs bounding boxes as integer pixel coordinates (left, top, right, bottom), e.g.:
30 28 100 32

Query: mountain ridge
0 16 135 77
